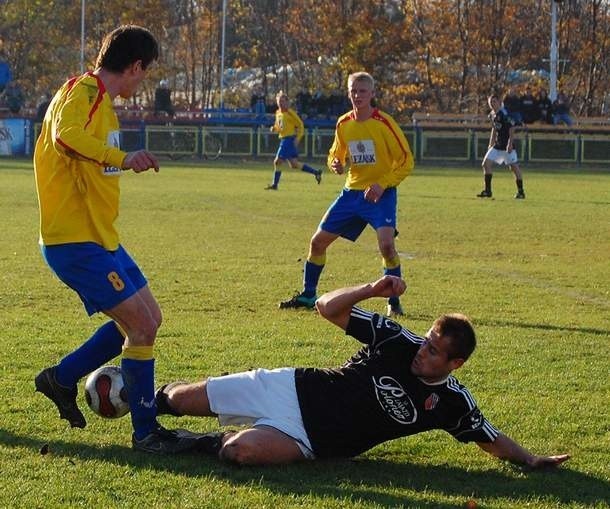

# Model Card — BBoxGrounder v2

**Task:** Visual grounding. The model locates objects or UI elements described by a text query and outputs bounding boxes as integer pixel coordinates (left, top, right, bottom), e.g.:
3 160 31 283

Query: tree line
1 0 608 121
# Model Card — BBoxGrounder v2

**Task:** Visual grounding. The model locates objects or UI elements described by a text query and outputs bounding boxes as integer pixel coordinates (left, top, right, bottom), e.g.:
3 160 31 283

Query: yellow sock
383 255 401 270
307 254 326 266
122 345 154 361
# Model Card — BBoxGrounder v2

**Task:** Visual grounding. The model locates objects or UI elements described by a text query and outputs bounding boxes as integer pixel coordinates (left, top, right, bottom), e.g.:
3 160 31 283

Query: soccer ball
84 365 130 418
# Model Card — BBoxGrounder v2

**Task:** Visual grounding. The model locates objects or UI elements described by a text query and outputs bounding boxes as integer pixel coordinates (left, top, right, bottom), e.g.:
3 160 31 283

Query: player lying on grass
155 276 570 467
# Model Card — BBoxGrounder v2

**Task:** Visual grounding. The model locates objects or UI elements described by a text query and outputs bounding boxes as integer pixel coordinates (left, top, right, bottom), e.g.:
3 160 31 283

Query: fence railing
412 126 610 165
9 119 610 166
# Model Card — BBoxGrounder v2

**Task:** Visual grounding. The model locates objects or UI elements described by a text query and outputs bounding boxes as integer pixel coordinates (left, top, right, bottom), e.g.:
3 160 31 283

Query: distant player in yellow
280 72 414 316
265 91 322 190
33 25 204 454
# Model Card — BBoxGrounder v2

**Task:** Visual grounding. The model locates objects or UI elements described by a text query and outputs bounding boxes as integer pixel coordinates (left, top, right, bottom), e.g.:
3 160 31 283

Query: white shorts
484 147 518 165
206 367 315 459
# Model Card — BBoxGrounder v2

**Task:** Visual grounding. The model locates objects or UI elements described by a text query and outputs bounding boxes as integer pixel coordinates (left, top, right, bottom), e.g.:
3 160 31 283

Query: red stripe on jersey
65 75 80 92
55 137 103 165
54 72 106 165
84 72 106 130
336 110 357 128
371 109 409 158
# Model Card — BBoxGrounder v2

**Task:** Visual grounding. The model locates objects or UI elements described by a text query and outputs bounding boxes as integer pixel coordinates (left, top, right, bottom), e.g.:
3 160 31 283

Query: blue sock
55 321 124 387
121 357 157 440
301 164 319 176
384 265 402 306
273 170 282 186
303 260 324 298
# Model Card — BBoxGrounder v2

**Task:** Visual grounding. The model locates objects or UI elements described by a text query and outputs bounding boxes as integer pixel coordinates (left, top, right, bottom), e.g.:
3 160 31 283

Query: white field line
483 268 610 309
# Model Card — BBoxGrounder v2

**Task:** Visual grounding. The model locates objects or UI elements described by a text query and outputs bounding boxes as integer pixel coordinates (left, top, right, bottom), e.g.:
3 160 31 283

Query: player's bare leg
288 157 322 184
266 157 284 190
220 427 306 465
377 226 404 316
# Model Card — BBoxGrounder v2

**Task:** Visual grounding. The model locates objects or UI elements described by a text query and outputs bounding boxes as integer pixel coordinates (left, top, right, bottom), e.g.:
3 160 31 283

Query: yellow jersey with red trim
327 109 414 190
271 108 304 141
34 72 127 250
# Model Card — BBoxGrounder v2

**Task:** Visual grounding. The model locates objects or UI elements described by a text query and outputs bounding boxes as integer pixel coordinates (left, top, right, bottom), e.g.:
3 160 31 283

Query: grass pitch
0 158 608 508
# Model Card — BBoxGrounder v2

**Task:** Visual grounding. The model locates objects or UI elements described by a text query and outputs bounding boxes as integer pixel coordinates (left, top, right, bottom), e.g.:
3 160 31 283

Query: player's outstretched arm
122 150 159 173
477 433 570 469
316 276 406 330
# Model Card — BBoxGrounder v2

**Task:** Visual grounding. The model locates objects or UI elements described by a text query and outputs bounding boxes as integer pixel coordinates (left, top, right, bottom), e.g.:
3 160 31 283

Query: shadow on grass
1 428 607 508
404 311 609 337
474 317 609 337
416 192 610 206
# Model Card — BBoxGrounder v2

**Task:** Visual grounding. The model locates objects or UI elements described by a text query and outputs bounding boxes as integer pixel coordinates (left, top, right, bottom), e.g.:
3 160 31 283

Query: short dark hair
433 313 476 361
95 25 159 72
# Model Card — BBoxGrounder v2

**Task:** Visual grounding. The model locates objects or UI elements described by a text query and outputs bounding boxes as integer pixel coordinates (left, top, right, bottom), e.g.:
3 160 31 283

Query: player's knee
150 307 162 330
219 436 260 465
309 235 327 255
132 317 159 346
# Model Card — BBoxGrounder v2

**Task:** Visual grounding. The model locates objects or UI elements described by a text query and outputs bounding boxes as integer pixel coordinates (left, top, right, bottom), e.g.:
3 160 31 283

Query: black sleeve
446 407 500 444
344 307 380 344
345 306 419 348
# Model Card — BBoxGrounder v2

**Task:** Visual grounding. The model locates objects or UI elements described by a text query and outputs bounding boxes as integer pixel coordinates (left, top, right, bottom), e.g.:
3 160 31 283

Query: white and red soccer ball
84 365 130 418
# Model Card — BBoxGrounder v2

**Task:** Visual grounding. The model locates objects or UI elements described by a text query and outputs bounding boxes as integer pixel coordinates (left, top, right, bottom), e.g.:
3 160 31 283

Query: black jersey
520 93 537 123
295 307 499 458
537 96 552 123
490 107 515 150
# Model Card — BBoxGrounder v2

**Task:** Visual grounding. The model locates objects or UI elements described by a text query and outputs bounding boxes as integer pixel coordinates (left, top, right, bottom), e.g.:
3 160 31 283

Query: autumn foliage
1 0 608 120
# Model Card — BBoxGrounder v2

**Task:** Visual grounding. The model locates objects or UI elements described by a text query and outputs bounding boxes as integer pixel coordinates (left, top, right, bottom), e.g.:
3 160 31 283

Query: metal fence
17 121 610 166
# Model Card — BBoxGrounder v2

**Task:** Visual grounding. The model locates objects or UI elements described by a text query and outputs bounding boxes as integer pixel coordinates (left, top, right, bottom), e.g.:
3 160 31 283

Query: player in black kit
478 94 525 199
154 276 569 468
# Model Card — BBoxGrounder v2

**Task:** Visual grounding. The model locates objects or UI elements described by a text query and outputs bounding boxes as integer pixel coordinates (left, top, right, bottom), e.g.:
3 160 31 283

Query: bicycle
147 117 222 160
166 125 222 161
201 128 222 160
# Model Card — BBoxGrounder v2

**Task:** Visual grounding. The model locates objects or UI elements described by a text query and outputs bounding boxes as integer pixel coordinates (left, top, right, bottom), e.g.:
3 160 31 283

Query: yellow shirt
327 109 414 190
272 108 304 141
34 73 127 250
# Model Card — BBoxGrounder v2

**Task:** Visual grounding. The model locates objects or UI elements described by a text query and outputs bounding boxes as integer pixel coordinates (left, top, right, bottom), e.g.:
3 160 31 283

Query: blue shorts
320 187 397 242
41 242 147 316
276 136 299 160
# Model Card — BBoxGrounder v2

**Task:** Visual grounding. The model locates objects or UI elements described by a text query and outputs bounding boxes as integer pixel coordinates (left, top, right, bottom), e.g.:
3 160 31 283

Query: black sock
516 179 523 191
484 174 493 193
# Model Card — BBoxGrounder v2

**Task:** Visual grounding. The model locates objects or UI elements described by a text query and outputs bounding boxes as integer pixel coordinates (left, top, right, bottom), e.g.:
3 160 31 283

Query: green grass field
1 157 608 508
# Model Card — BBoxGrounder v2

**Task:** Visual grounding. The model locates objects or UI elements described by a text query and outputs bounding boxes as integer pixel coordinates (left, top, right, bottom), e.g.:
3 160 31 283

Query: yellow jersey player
34 25 205 454
280 72 414 316
265 91 322 190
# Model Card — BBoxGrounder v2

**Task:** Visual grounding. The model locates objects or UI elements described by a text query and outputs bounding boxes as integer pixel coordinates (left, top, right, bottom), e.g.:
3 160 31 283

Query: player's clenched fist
330 157 344 175
371 275 407 299
122 150 160 173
